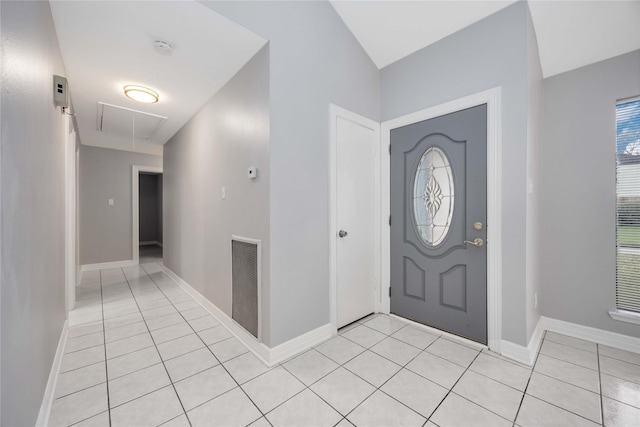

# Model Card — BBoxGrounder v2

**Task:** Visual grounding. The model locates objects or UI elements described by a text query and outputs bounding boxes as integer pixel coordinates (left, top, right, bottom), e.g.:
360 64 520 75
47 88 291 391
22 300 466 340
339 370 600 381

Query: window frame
609 95 640 325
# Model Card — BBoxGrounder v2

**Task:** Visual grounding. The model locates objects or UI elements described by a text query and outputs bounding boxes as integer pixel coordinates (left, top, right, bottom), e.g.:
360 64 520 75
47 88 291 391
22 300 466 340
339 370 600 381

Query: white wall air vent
231 236 261 341
97 102 167 140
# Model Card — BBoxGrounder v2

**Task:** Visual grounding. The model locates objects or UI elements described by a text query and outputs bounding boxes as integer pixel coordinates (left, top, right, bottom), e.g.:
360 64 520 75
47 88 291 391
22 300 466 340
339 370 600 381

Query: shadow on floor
139 244 162 264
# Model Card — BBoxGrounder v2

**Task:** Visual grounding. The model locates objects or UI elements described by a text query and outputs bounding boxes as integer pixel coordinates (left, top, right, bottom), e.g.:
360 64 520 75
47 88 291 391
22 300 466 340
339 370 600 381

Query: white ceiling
50 1 266 155
329 0 517 69
528 0 640 77
50 1 638 156
330 0 640 77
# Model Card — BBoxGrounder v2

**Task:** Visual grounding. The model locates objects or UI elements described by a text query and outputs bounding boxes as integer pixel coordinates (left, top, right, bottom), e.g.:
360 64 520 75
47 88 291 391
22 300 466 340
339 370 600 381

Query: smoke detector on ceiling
153 40 174 56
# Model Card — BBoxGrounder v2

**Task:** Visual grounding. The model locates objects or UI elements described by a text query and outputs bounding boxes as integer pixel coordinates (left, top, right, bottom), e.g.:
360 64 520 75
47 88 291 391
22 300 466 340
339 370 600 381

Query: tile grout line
107 361 165 383
321 326 462 424
342 338 439 423
415 349 482 425
67 411 110 427
104 343 156 363
57 359 106 377
544 336 599 354
597 352 640 367
338 324 489 373
512 330 544 426
352 329 508 425
312 322 494 425
516 332 607 425
51 277 110 426
102 271 640 427
118 266 193 427
597 344 605 426
99 269 113 427
140 263 273 427
465 361 530 393
334 324 426 421
277 355 345 418
539 347 601 371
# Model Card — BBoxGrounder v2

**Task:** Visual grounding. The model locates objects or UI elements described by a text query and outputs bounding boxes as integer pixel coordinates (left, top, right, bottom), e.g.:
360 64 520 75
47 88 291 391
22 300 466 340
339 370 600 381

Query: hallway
50 265 639 426
139 245 163 265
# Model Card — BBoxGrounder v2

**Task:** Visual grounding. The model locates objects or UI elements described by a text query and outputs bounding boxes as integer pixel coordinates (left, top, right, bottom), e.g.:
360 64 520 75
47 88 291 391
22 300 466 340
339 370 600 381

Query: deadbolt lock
473 222 483 231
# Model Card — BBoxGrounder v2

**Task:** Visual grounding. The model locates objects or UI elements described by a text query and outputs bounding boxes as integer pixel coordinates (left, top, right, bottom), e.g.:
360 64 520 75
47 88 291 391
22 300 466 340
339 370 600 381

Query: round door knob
338 230 348 238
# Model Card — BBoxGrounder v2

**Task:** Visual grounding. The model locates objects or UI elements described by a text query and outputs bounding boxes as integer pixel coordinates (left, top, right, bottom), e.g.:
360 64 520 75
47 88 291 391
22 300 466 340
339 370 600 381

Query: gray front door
390 105 487 344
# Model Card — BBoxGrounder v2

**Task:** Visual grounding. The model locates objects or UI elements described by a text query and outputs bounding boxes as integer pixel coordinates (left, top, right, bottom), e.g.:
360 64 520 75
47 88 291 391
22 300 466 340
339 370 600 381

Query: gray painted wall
198 1 380 346
540 50 640 338
164 45 271 342
525 6 543 341
0 1 68 424
139 174 161 243
380 2 531 345
80 145 161 265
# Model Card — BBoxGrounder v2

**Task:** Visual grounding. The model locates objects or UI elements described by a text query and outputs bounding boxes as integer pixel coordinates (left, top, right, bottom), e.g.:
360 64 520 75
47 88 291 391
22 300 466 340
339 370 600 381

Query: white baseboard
81 259 138 271
160 265 331 367
269 323 333 365
501 315 640 366
501 319 545 366
36 320 68 427
540 316 640 354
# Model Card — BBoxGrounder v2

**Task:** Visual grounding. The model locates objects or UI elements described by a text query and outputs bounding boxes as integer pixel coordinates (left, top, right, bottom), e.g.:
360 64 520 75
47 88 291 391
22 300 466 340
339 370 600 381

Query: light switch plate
108 199 114 206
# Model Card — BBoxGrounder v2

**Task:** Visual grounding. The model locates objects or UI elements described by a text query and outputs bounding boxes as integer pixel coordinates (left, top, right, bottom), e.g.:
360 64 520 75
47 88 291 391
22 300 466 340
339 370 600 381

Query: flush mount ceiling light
123 85 159 103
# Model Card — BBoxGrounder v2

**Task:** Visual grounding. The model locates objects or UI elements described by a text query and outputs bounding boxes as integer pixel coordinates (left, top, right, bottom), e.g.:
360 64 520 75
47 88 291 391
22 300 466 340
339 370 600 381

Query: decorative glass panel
413 147 454 246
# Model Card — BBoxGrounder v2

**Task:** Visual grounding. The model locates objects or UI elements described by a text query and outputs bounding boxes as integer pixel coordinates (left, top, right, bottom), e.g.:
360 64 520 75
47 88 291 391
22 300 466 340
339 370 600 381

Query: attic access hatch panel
97 102 167 141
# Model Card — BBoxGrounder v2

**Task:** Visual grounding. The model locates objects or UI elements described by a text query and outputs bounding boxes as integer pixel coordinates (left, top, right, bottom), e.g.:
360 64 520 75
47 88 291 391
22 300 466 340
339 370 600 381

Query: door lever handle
464 238 484 247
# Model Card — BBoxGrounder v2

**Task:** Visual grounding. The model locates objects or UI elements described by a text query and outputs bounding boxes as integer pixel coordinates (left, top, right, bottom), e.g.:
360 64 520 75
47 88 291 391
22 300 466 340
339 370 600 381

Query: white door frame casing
329 104 382 334
65 123 77 313
381 88 503 352
132 165 163 264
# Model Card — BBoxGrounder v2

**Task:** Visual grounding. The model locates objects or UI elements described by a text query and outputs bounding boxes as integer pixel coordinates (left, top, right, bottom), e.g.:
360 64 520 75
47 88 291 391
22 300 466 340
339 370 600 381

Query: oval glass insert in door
413 146 455 246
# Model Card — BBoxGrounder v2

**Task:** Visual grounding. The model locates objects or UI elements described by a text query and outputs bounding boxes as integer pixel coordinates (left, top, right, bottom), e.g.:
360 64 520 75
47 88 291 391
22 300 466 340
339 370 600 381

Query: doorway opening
132 165 163 264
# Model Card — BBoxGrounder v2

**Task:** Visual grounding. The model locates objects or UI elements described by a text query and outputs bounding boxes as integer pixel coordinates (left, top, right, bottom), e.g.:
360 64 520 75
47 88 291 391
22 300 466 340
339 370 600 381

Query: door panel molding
381 87 502 353
329 104 381 333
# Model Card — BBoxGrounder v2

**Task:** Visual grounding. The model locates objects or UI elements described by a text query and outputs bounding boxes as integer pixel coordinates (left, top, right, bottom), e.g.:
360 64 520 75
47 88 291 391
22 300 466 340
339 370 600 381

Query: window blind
616 97 640 313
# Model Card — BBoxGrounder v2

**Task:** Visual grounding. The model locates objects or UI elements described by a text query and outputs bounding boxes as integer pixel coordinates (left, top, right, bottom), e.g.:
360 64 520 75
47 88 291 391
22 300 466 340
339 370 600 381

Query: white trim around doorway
132 165 163 264
380 87 503 353
329 104 382 335
65 122 77 313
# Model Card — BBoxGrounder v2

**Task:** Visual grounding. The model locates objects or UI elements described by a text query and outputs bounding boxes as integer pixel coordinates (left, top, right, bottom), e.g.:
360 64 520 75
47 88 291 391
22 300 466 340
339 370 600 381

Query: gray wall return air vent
231 236 261 341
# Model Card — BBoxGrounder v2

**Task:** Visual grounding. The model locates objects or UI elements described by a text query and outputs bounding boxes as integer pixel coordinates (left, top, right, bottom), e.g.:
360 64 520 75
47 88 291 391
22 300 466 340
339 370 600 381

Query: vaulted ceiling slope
50 1 266 155
51 1 639 156
330 0 640 77
528 0 640 77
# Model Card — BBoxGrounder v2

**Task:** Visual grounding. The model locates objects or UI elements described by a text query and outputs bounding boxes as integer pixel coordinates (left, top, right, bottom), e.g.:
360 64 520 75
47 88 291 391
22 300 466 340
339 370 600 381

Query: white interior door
336 114 377 328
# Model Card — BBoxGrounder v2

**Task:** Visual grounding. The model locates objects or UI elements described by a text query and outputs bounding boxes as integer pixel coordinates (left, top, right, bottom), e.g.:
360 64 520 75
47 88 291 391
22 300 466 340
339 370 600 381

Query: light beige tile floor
51 263 640 426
